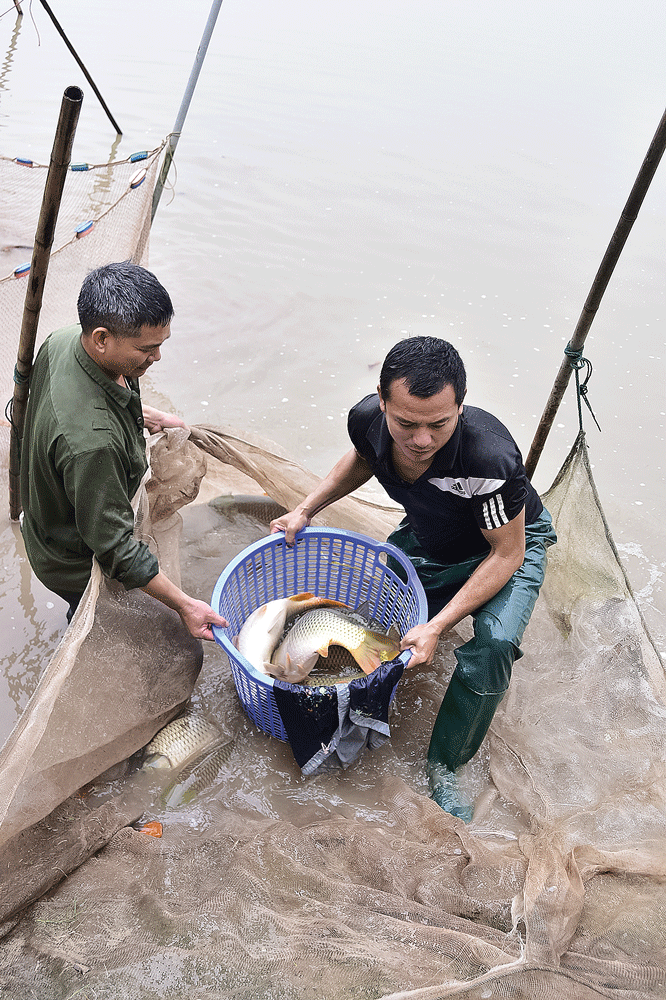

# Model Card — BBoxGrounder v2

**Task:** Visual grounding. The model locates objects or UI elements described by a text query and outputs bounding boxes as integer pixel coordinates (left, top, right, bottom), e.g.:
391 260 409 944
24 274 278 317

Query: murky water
1 0 665 751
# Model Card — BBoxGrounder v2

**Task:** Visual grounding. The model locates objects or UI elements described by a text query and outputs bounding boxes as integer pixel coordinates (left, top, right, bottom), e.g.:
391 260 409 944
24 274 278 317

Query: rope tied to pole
564 342 601 434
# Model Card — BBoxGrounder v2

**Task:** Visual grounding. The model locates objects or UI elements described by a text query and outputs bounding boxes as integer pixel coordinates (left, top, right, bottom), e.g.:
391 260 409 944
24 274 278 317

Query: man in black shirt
271 336 556 819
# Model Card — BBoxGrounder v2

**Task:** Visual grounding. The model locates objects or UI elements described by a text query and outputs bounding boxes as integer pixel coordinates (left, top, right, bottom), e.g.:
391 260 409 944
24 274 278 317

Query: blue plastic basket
211 526 428 741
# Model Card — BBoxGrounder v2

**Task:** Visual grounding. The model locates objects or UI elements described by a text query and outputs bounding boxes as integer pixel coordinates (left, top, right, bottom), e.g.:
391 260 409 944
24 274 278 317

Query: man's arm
400 508 526 667
141 571 227 641
270 448 374 544
65 446 225 641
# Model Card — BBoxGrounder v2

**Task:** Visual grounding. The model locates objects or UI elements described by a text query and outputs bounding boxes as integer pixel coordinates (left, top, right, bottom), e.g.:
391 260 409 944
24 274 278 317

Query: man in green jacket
20 260 226 641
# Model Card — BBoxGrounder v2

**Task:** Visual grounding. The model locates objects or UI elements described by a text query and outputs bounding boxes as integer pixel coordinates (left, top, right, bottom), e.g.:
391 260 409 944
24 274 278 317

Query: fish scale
142 711 223 770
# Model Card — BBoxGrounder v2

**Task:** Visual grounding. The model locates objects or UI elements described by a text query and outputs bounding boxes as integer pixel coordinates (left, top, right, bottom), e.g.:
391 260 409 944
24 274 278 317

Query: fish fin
269 651 296 682
387 623 402 645
317 597 351 609
292 651 320 683
287 591 349 607
270 651 319 684
348 632 402 675
353 599 371 623
142 753 173 770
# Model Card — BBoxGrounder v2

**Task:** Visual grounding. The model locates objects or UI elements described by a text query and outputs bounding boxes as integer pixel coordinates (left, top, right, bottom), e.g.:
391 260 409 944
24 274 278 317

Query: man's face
93 323 171 382
378 377 464 467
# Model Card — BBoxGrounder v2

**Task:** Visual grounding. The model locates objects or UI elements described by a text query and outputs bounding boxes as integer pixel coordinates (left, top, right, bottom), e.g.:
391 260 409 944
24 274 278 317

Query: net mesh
1 152 665 999
1 428 665 999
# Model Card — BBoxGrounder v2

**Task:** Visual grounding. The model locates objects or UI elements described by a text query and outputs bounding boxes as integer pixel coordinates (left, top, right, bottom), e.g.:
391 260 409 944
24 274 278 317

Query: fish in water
163 739 236 809
208 493 287 526
271 606 401 684
235 592 348 675
142 711 223 770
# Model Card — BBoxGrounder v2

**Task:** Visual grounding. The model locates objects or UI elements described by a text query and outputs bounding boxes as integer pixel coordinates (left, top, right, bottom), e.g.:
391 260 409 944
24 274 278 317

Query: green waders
388 510 557 776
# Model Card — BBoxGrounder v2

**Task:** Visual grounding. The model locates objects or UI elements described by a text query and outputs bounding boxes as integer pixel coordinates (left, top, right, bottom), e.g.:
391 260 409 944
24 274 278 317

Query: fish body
163 738 236 808
235 592 348 675
271 607 401 684
208 494 287 526
142 711 222 770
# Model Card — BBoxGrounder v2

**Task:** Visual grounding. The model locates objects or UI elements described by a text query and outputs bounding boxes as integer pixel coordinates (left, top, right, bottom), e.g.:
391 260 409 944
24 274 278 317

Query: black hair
379 336 466 405
77 261 174 337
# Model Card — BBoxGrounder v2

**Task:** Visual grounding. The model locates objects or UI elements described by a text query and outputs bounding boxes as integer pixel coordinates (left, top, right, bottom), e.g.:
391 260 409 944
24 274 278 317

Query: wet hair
379 336 466 405
77 261 174 338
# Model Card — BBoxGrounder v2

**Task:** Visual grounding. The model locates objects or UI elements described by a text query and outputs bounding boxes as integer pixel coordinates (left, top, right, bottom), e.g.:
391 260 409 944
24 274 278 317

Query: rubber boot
426 676 506 821
427 674 506 773
426 763 474 822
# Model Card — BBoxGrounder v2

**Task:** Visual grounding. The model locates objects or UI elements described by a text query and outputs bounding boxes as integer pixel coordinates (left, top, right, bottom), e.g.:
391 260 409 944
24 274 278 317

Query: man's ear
377 383 385 412
89 326 112 354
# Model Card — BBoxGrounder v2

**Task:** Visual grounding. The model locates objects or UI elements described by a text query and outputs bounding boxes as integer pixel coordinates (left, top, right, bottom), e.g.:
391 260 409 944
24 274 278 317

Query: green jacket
20 325 159 594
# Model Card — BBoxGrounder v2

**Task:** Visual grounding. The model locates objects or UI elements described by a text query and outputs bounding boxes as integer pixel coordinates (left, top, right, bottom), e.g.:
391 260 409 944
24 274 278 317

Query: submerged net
1 425 666 1000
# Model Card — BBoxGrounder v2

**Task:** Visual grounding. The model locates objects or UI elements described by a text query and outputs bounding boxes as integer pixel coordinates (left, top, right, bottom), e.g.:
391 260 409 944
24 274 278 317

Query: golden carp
270 606 401 684
234 592 348 675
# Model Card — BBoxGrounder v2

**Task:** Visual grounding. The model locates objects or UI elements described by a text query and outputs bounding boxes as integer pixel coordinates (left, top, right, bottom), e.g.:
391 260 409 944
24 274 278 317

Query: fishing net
1 421 666 1000
2 141 666 999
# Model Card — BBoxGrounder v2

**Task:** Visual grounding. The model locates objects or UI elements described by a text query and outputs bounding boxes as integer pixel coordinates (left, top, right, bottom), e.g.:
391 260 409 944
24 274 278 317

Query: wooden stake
37 0 121 135
8 86 83 521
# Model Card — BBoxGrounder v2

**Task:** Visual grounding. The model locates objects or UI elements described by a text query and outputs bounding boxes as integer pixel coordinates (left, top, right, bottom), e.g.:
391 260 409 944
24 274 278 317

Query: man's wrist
426 617 447 638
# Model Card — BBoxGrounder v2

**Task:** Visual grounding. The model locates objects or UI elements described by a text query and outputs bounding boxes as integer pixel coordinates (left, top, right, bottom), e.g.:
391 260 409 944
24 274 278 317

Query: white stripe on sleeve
482 493 508 529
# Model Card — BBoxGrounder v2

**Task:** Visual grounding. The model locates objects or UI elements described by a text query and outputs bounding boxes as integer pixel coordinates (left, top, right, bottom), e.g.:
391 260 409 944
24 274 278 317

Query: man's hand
141 572 227 641
178 598 228 641
270 507 310 545
400 621 443 667
268 449 374 545
142 404 188 434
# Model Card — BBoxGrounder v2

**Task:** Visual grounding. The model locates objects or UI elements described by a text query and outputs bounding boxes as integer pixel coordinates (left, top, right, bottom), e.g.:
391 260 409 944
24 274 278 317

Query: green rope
564 343 601 434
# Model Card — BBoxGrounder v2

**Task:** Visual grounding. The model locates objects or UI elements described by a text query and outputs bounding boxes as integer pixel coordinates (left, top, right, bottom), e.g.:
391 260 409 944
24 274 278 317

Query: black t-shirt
348 394 543 564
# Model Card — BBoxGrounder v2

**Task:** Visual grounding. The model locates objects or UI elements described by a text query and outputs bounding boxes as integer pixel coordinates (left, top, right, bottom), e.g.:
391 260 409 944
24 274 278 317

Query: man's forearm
141 571 194 614
430 548 522 635
141 571 227 641
296 448 374 518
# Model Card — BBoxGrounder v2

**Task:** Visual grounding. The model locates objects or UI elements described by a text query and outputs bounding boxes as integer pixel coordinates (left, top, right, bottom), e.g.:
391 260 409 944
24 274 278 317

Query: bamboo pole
525 105 666 480
151 0 224 223
8 86 83 521
37 0 121 135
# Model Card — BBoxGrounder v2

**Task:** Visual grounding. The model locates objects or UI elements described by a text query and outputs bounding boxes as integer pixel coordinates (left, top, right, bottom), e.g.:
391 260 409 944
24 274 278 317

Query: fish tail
348 633 401 675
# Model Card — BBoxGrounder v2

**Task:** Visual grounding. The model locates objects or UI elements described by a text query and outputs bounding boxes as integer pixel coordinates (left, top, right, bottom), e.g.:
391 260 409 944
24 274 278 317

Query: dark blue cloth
273 659 405 774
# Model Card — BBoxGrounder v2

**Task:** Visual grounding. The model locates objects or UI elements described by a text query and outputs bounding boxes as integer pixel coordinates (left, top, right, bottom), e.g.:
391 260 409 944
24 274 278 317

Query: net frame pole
36 0 121 135
525 104 666 480
8 86 83 521
151 0 225 223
